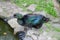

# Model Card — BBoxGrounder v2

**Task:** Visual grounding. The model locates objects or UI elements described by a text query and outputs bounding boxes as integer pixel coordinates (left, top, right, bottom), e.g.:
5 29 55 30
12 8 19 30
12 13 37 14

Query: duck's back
25 14 43 25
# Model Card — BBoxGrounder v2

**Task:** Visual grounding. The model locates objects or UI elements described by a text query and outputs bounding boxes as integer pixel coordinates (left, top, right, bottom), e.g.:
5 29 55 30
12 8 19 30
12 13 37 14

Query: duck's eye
43 17 49 22
45 18 49 22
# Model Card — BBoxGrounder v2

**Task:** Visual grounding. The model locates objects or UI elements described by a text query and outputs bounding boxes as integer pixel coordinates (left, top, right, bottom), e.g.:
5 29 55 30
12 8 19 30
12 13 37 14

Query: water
0 18 18 40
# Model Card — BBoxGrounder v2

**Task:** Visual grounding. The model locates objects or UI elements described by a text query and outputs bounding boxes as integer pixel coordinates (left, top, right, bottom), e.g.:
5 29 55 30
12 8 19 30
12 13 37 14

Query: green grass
45 23 60 32
12 0 58 17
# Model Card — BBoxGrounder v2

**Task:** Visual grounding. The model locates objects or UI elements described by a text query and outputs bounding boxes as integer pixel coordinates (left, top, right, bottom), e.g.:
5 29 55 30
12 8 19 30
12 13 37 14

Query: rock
19 11 30 15
7 18 24 34
51 18 60 23
27 4 37 11
3 0 11 2
24 36 33 40
47 37 52 40
33 11 47 17
52 23 60 28
38 31 54 40
26 28 40 40
0 7 3 12
0 2 23 17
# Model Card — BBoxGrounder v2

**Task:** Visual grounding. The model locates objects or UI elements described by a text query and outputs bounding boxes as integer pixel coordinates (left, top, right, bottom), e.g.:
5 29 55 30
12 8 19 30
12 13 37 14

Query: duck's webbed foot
16 31 26 40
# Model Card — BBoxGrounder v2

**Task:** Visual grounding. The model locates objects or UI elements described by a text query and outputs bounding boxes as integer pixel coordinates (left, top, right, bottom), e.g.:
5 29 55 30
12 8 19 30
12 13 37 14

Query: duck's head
14 13 23 19
43 17 50 23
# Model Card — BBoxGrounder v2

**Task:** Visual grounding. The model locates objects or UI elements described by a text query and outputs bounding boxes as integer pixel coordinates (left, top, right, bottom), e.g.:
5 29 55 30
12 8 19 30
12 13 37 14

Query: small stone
31 35 37 40
27 4 37 11
24 36 33 40
42 31 47 35
19 11 29 15
34 11 47 17
3 32 7 35
22 3 27 7
0 8 3 12
47 37 52 40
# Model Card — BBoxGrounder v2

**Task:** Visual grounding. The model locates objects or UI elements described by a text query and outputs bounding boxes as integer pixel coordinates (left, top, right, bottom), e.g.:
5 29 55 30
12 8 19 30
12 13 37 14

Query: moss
0 18 18 40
